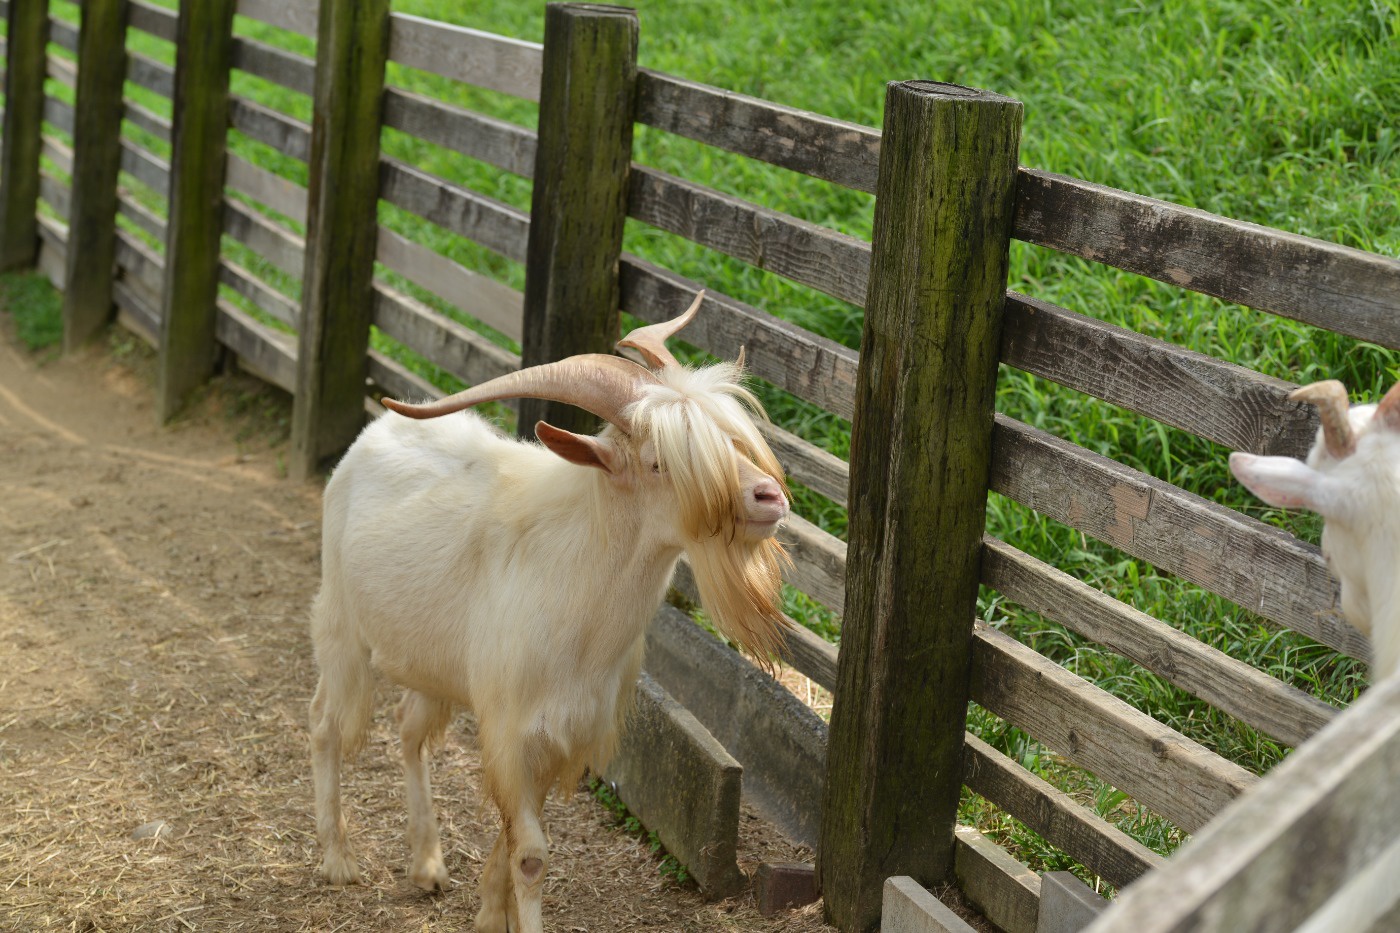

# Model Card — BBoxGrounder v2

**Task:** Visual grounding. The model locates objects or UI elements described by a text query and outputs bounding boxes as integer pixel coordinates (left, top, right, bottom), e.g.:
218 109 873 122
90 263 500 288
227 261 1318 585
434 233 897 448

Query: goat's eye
650 462 661 474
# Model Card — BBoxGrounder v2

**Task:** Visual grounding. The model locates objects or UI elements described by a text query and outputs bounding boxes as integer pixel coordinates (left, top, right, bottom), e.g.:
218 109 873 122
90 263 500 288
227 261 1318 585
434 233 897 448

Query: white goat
1230 379 1400 679
307 294 791 933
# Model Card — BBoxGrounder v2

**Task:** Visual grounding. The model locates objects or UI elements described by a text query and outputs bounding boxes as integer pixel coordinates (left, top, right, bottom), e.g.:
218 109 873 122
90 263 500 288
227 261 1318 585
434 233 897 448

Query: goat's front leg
397 690 454 892
475 748 554 933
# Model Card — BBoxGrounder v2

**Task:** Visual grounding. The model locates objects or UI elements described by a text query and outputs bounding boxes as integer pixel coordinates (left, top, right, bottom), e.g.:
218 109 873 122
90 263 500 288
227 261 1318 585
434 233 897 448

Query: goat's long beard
688 534 791 666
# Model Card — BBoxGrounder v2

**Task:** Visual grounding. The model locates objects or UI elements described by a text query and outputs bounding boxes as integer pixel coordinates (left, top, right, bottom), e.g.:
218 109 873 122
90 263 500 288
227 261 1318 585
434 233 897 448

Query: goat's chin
688 535 792 668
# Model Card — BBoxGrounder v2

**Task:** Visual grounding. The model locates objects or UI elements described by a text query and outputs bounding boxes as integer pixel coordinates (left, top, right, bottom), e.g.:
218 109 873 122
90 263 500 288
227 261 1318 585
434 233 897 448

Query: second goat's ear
535 421 624 475
1229 452 1348 518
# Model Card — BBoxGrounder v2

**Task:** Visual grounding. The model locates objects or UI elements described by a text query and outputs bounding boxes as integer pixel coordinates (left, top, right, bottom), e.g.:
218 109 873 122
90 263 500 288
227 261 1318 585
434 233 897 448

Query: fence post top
890 80 1020 106
548 2 639 19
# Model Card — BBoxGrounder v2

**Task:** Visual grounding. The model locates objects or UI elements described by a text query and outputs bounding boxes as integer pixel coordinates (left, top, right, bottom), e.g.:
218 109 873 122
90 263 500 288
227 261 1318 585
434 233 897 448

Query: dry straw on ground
0 323 837 932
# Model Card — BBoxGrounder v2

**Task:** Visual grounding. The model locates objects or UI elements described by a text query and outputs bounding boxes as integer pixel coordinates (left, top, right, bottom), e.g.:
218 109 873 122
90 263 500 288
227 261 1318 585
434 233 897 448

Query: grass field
16 0 1400 892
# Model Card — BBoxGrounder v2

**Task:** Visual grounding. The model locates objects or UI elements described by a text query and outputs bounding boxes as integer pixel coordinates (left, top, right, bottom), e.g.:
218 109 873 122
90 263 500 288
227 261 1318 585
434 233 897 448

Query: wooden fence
3 0 1399 931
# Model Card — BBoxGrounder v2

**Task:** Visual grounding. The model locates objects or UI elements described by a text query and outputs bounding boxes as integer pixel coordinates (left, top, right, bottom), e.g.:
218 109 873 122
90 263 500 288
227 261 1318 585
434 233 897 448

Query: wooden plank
1014 169 1400 350
41 134 73 173
971 621 1256 834
518 2 636 437
36 215 68 288
222 196 305 278
117 189 166 241
366 349 444 407
45 11 75 51
44 48 76 88
114 228 163 297
780 513 845 614
219 259 298 328
370 282 520 392
38 172 69 220
989 414 1367 660
218 299 297 392
953 826 1041 933
378 157 529 264
157 0 236 420
290 0 389 477
61 0 130 350
1001 291 1317 458
757 420 849 508
42 94 73 135
235 0 316 37
627 165 871 307
119 139 170 198
127 0 175 42
225 153 308 223
962 732 1163 891
619 256 859 421
113 278 160 342
1084 675 1400 933
230 34 315 95
126 50 174 99
374 224 522 342
883 876 979 933
822 83 1023 931
227 95 311 161
1 0 49 271
981 536 1338 748
122 100 171 142
382 86 535 178
636 69 880 194
387 12 541 102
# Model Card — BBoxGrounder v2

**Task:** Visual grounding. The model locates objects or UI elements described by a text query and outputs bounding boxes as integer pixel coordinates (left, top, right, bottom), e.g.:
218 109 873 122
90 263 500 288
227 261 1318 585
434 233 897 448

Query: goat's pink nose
747 479 789 523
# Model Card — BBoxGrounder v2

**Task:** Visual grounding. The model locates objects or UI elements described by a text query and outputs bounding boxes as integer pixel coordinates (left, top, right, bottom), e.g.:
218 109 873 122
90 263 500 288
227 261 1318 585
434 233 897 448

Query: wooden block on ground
603 671 746 900
954 826 1041 933
756 862 818 916
882 877 979 933
1036 872 1107 933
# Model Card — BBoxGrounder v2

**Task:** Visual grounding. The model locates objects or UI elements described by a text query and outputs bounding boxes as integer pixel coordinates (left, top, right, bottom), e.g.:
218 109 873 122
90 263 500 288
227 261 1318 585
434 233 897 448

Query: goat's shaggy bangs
628 362 792 662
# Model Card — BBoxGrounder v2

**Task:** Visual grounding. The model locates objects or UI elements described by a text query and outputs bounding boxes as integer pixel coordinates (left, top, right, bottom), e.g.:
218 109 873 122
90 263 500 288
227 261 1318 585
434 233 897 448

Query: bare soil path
0 316 830 932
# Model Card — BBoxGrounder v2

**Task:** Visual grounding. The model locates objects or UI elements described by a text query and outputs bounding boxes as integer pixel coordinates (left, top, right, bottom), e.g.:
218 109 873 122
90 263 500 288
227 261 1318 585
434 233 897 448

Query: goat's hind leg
397 689 454 892
308 616 374 886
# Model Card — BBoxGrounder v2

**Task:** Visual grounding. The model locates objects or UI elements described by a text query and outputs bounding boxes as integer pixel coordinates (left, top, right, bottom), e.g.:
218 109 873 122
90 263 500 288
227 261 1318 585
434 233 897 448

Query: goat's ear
1229 452 1350 518
535 421 624 474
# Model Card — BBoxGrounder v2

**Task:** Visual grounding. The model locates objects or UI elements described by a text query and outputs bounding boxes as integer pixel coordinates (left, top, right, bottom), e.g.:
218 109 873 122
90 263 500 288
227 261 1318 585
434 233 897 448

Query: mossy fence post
518 2 638 438
819 81 1023 932
157 0 236 421
290 0 389 479
60 0 129 351
0 0 50 271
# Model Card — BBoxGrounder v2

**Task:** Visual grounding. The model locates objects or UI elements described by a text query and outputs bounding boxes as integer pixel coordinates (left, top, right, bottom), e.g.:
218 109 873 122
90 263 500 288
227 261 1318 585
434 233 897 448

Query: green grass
18 0 1399 889
2 271 64 353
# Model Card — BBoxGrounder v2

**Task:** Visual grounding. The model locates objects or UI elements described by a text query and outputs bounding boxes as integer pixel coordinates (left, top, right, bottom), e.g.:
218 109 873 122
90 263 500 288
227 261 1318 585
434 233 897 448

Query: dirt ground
0 315 837 932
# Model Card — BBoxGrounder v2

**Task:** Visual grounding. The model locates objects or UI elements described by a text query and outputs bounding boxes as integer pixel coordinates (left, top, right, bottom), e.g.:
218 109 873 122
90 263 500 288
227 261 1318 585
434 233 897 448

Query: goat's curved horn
1290 379 1355 459
1376 381 1400 433
617 290 705 370
381 354 659 432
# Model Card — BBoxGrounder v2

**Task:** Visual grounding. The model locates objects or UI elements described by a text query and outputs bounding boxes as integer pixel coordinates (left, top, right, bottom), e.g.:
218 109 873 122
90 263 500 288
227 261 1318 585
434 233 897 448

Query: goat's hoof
474 906 508 933
320 850 361 886
410 857 450 893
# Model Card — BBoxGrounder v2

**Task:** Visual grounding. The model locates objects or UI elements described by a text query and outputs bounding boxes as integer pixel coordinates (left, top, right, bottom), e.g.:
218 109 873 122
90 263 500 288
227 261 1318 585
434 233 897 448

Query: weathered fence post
156 0 236 421
518 2 638 437
0 0 50 271
820 81 1023 932
289 0 389 478
60 0 129 350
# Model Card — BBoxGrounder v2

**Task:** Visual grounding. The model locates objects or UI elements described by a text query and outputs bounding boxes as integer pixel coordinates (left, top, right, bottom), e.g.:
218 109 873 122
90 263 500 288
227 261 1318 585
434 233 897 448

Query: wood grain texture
370 282 520 392
953 826 1041 933
1014 169 1400 348
231 35 315 95
228 95 311 162
60 0 129 350
157 0 236 421
518 3 636 437
989 414 1366 659
821 82 1022 933
387 12 542 101
981 536 1338 748
379 158 529 264
290 0 389 477
627 165 870 306
779 513 846 614
1001 292 1317 457
0 0 48 270
619 256 859 420
374 225 523 342
636 69 880 193
963 732 1162 890
235 0 317 37
222 197 305 278
382 86 536 178
971 622 1256 834
1084 675 1400 933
